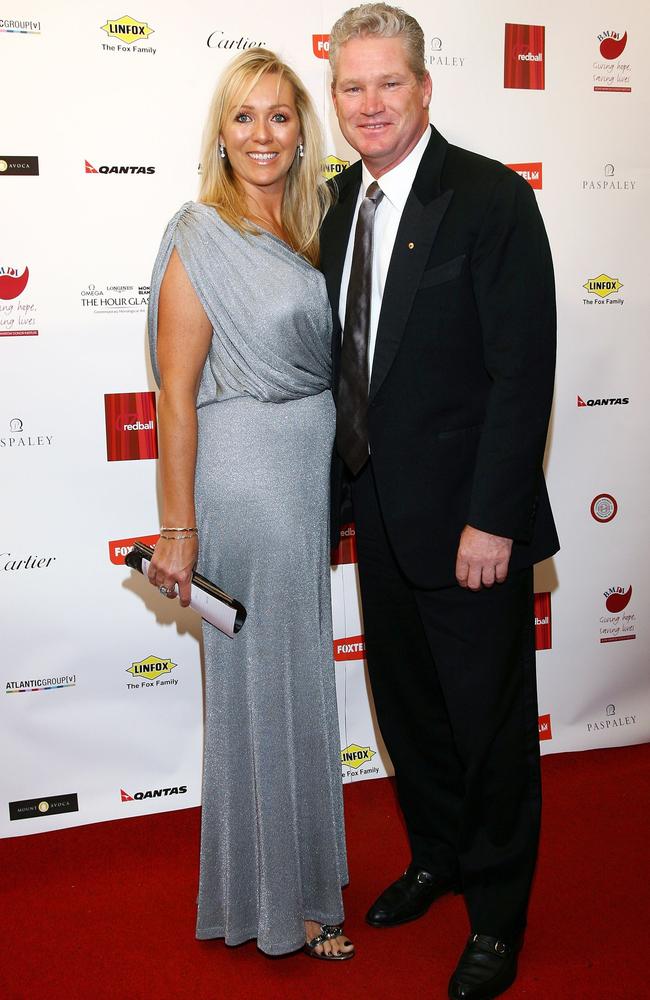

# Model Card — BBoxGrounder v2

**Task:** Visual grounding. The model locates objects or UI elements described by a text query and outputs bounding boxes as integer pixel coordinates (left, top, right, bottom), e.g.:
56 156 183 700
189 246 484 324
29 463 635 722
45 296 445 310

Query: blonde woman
146 50 353 960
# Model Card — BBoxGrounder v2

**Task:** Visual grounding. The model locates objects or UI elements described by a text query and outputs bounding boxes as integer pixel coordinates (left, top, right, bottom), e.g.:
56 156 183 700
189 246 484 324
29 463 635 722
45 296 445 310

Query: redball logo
538 714 552 741
534 592 552 650
504 24 545 90
506 162 542 189
333 634 365 661
109 534 160 565
0 266 29 300
313 34 329 58
104 391 158 461
331 522 358 566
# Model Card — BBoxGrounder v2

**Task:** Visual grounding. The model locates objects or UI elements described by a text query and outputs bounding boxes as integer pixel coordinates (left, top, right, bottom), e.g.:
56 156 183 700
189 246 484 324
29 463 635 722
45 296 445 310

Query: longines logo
100 15 156 55
0 417 53 449
582 163 636 192
81 281 149 314
506 162 542 190
206 29 266 49
126 655 178 688
593 29 631 93
600 585 636 643
120 785 187 801
0 18 41 34
582 273 624 306
587 703 638 733
85 160 155 175
590 494 618 523
0 156 39 176
427 36 465 68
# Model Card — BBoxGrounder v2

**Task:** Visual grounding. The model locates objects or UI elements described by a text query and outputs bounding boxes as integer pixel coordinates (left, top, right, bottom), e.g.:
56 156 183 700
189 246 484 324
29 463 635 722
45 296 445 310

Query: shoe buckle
416 870 432 885
471 934 507 956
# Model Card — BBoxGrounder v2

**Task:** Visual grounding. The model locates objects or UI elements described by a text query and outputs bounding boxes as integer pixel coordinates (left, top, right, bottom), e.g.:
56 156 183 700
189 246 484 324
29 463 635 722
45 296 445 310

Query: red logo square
104 391 158 461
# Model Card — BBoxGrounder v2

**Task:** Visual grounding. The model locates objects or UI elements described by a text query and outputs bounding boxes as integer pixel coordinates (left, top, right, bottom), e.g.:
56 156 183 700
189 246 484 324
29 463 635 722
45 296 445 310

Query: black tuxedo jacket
321 126 559 589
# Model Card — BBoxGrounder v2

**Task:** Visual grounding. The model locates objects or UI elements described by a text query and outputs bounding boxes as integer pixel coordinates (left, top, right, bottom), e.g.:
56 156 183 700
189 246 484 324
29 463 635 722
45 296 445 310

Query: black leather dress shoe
365 864 456 927
448 934 520 999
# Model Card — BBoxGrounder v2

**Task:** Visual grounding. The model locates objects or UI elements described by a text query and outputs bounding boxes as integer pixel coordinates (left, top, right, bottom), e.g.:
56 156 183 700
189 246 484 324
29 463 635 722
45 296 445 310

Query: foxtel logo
577 396 629 407
109 534 160 565
506 162 542 189
313 34 329 58
333 634 365 661
120 786 187 801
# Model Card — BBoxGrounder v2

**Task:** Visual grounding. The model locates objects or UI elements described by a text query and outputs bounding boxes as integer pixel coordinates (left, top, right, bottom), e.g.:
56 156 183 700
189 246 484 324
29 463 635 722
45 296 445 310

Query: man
320 5 559 998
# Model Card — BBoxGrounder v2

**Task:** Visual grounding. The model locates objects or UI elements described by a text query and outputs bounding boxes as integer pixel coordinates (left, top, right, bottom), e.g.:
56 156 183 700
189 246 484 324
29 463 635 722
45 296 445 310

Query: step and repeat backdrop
1 1 648 836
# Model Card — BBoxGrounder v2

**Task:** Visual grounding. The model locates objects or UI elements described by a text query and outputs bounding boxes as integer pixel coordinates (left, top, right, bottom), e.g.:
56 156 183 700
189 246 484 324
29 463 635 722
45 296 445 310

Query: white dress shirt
338 126 432 374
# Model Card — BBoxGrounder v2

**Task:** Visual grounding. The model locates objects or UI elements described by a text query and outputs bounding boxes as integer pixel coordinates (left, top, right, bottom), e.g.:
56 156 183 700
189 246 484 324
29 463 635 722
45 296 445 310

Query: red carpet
2 744 648 1000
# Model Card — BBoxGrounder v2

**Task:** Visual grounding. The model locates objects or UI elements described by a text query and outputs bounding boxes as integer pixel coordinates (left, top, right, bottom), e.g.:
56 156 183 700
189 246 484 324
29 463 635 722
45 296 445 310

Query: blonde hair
199 49 332 266
329 3 426 82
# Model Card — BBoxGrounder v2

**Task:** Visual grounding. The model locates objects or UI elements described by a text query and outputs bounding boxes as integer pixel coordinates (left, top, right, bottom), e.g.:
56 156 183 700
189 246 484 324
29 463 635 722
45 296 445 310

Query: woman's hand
147 535 198 607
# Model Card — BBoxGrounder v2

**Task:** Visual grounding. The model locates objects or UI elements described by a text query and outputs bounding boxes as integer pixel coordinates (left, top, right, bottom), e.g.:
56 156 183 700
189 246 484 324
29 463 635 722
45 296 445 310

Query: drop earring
298 143 304 159
219 143 226 159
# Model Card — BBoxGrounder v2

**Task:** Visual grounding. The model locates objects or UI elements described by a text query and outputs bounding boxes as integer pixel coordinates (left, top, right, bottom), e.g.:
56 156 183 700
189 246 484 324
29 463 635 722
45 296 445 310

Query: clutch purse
125 541 247 638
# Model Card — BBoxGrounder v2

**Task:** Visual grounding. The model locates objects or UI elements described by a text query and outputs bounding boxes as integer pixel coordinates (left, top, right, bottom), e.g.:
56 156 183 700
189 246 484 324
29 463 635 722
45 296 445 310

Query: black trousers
350 461 542 940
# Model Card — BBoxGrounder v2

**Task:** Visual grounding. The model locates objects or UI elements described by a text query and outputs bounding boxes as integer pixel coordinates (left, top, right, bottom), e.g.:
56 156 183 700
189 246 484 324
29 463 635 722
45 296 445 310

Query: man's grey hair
329 3 426 82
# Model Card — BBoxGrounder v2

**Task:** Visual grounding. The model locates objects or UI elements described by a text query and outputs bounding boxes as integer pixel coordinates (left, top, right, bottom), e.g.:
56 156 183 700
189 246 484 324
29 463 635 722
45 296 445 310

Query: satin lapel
369 126 452 403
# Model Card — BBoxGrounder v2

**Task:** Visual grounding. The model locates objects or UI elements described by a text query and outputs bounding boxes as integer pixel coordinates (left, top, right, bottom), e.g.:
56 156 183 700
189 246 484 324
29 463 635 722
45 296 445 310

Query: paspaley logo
340 744 376 766
333 634 365 661
506 162 542 189
583 274 623 298
104 391 158 461
100 15 154 44
127 655 176 680
590 494 618 523
120 785 187 801
577 395 629 407
587 703 638 733
85 160 155 175
538 714 552 741
598 30 627 59
504 24 545 90
534 592 551 650
0 266 29 300
322 155 351 182
313 34 330 58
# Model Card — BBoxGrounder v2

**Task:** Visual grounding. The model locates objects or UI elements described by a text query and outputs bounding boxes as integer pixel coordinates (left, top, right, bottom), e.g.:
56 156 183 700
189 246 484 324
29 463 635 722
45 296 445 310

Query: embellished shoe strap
307 924 344 948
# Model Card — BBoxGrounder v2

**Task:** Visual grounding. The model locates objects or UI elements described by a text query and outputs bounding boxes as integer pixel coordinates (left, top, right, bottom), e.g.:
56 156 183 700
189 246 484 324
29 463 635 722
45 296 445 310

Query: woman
146 49 353 960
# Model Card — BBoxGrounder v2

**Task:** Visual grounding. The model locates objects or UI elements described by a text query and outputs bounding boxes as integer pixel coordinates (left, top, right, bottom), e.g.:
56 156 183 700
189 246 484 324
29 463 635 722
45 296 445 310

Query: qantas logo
577 395 629 407
85 160 155 175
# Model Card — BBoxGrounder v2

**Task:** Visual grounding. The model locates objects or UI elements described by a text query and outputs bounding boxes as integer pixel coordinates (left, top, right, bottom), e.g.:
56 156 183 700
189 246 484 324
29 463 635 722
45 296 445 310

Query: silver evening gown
148 202 348 955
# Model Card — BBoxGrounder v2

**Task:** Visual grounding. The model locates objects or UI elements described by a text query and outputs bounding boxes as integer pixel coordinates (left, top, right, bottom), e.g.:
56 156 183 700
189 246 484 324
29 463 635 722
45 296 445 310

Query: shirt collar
361 125 431 211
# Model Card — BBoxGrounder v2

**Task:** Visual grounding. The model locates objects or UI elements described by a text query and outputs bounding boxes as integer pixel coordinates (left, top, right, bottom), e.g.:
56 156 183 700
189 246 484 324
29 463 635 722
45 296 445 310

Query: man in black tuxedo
321 5 559 998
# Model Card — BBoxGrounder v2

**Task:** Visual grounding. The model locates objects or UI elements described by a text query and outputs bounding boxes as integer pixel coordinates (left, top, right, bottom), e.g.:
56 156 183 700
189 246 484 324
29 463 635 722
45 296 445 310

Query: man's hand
455 525 513 591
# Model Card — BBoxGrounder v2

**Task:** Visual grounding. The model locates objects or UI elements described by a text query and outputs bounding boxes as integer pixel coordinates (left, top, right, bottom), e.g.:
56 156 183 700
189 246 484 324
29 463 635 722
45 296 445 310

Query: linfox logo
127 655 176 680
0 266 29 300
598 30 627 60
538 714 552 741
506 163 542 189
322 155 351 182
120 786 187 802
577 395 629 407
313 34 330 58
109 534 159 565
583 274 623 298
100 15 154 44
333 633 365 661
85 160 155 175
340 744 376 766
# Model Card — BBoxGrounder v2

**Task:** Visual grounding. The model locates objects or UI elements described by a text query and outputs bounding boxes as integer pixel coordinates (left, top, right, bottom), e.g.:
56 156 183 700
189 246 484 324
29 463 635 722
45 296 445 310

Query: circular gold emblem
0 160 8 173
38 800 50 813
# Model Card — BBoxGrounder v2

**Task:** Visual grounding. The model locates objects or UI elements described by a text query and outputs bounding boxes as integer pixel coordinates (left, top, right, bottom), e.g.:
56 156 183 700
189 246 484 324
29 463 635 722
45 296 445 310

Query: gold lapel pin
407 242 415 250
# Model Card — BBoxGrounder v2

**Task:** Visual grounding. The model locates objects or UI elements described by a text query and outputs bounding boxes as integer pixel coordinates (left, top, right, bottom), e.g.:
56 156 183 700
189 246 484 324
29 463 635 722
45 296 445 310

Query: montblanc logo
577 395 629 408
120 785 187 802
85 160 155 175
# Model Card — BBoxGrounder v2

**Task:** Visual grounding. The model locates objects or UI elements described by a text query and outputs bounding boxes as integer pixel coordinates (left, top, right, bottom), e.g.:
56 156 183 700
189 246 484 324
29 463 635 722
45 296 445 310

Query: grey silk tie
336 181 384 475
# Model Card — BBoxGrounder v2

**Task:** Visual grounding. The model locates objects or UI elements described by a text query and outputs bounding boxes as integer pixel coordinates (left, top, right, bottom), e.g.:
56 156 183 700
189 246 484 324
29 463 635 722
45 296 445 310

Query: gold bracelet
159 533 197 541
160 526 198 533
